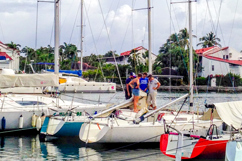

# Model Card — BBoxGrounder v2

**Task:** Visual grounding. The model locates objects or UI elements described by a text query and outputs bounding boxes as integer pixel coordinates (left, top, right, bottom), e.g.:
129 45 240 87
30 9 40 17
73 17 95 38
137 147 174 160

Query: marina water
1 91 235 160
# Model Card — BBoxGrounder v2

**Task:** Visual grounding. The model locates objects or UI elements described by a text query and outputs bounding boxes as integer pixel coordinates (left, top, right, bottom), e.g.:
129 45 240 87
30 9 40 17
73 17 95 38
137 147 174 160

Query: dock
116 85 242 93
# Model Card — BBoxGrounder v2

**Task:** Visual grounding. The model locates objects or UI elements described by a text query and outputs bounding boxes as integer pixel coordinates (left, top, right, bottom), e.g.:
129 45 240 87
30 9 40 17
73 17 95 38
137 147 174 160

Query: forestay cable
97 0 124 91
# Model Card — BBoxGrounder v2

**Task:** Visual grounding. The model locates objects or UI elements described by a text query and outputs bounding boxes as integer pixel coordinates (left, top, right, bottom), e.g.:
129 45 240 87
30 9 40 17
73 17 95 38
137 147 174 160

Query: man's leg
147 94 153 109
152 92 157 110
125 89 128 100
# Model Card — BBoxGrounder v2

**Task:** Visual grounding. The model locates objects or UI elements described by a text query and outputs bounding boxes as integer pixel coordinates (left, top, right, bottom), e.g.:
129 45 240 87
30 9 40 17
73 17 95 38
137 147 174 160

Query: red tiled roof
204 55 242 66
120 46 147 56
195 46 215 54
0 52 13 60
195 46 229 55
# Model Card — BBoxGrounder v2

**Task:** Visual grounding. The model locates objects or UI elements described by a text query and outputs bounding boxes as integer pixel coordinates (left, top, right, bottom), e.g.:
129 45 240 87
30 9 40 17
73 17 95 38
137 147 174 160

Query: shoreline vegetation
6 29 242 89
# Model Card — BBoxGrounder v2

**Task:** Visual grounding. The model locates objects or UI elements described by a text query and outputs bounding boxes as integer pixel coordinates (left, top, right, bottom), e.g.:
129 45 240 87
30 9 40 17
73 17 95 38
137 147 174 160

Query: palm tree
6 41 21 50
197 32 221 48
21 46 35 58
178 28 189 48
127 49 142 74
59 42 77 61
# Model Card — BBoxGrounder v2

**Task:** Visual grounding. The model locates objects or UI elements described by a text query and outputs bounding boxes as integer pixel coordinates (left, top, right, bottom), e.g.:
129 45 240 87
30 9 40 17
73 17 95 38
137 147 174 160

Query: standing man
139 72 149 94
147 74 161 110
125 72 135 100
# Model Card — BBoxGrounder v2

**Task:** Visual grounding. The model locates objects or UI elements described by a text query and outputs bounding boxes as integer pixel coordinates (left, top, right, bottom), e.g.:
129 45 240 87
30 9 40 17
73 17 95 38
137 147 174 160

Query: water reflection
0 135 226 161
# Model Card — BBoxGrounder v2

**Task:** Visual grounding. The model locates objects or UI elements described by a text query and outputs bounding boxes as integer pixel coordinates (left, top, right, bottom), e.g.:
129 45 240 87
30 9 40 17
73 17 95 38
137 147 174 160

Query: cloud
0 0 242 57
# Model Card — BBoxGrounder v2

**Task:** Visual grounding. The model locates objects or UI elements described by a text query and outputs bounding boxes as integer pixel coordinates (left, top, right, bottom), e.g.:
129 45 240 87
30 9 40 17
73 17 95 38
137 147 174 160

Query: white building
0 41 20 72
103 46 157 65
196 46 242 77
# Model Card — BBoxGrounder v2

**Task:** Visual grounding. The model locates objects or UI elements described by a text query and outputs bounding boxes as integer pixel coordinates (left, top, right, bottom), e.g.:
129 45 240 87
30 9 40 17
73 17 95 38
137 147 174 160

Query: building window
229 53 232 58
223 55 225 59
226 55 229 59
212 65 214 71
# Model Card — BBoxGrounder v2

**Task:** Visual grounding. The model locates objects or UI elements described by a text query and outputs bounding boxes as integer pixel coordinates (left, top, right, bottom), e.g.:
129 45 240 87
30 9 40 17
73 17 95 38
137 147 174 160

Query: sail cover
214 101 242 129
0 74 59 88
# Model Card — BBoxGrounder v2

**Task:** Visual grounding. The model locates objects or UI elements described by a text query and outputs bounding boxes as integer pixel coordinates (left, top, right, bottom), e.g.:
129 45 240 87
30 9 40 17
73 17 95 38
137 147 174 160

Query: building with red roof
103 46 157 65
195 46 242 77
0 41 20 72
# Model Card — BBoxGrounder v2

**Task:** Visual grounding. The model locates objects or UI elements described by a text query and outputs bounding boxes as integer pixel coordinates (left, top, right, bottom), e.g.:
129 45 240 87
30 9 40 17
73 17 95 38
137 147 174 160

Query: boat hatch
15 101 47 106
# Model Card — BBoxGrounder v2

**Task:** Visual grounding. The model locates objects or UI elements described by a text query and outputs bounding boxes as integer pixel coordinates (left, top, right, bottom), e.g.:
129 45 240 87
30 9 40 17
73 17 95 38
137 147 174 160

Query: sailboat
159 1 242 160
78 0 222 144
160 101 242 160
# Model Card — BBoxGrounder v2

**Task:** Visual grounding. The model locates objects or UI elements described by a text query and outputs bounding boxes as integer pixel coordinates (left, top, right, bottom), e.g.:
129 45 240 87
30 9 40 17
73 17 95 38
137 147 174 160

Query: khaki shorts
147 92 157 107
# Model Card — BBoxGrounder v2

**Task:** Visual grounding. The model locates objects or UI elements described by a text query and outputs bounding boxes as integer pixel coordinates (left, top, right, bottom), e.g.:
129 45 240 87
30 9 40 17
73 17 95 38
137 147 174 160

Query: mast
54 0 60 74
188 1 193 114
148 0 152 74
80 0 84 71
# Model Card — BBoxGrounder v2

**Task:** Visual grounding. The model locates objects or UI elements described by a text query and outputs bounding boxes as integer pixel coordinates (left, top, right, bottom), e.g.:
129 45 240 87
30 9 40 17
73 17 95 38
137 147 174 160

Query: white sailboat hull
79 118 223 143
0 94 107 131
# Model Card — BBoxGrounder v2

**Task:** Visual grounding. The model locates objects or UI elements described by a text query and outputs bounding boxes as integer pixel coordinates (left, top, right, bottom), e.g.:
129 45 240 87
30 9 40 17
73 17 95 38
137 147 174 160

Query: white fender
19 115 23 129
31 114 37 127
36 116 42 131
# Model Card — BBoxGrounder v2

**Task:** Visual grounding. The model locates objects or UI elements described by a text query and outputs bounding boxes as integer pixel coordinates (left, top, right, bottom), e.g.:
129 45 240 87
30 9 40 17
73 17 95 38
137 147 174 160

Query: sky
0 0 241 57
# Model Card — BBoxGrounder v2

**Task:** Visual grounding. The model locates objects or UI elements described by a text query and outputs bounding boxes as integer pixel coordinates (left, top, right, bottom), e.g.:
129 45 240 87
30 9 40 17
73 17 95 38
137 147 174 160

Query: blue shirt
139 77 148 91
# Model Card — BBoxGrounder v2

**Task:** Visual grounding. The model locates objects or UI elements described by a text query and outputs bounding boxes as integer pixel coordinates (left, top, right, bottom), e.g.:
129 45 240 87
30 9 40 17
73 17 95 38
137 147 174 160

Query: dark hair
143 72 147 75
147 74 152 78
138 73 142 77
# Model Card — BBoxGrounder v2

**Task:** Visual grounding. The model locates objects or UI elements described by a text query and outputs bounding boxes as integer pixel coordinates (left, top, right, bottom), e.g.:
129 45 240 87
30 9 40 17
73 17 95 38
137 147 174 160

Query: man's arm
156 82 161 90
126 84 130 95
153 79 161 90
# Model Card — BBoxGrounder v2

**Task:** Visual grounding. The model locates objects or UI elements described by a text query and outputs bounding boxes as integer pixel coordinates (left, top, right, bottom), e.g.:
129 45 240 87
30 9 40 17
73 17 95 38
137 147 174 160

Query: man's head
142 72 147 78
147 74 153 81
137 73 142 79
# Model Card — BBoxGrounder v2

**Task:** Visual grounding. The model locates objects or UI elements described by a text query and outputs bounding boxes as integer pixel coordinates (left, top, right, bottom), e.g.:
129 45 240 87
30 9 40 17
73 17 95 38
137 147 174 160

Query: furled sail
0 74 59 88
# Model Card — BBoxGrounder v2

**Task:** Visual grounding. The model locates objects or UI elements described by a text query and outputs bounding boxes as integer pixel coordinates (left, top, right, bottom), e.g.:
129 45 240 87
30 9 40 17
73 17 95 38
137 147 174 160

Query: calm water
1 91 240 160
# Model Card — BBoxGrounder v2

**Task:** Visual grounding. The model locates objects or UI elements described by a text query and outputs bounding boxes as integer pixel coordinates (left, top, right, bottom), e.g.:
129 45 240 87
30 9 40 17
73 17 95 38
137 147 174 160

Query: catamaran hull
44 83 116 93
59 84 116 93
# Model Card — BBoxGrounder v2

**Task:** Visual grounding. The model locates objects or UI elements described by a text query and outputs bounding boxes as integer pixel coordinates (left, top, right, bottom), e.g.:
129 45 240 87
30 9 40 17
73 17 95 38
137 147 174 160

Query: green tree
83 54 103 67
178 28 189 48
155 28 198 83
127 49 142 74
197 32 221 48
6 41 21 50
59 42 77 61
103 50 119 57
